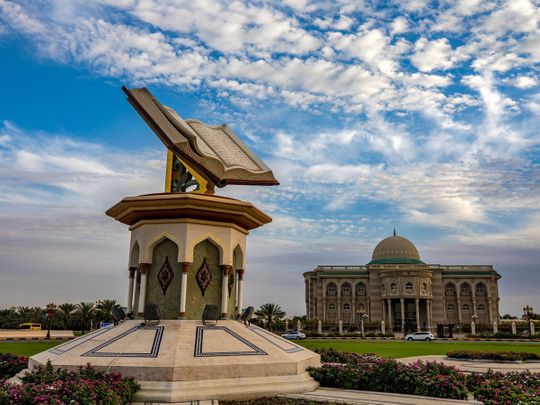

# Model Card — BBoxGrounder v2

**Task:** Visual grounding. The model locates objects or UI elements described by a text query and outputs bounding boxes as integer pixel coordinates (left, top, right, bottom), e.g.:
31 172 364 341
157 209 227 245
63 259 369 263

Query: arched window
463 304 470 311
476 284 486 296
356 283 366 296
405 282 413 294
327 283 337 296
341 283 351 296
447 304 455 311
445 284 456 296
328 303 336 310
477 304 485 311
343 303 350 310
390 283 398 294
460 284 470 296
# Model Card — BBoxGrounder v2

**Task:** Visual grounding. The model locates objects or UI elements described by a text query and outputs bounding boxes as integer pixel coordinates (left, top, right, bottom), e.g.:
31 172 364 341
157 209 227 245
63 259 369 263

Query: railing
429 264 493 270
317 265 368 270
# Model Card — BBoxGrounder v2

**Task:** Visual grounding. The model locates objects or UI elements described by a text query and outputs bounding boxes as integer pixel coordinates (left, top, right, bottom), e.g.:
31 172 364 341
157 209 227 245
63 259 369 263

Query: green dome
368 233 424 265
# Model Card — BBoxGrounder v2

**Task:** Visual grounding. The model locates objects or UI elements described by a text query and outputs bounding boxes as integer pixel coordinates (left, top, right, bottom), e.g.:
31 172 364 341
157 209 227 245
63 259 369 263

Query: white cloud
391 16 408 35
511 75 537 89
411 37 456 72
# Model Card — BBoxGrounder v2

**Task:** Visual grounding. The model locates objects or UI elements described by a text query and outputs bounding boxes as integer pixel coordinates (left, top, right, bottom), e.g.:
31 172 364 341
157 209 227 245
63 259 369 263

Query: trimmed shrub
466 370 540 405
0 354 27 378
447 350 540 361
308 349 468 400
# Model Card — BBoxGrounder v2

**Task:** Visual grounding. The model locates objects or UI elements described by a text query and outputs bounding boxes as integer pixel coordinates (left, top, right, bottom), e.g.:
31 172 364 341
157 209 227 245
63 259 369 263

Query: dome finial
393 227 396 237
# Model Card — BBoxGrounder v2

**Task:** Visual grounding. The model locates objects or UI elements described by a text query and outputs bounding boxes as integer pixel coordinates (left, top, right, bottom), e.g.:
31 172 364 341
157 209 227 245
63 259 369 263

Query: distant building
303 232 501 332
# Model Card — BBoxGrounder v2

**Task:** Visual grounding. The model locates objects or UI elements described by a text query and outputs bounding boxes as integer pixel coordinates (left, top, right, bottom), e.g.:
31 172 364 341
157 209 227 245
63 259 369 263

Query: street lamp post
523 305 534 336
45 303 56 340
471 314 479 335
361 313 369 338
357 309 367 337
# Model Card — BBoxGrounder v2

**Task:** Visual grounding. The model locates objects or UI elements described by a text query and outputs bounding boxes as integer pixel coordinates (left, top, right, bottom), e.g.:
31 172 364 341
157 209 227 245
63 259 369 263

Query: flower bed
309 349 540 404
0 354 27 379
466 370 540 405
447 350 540 361
0 361 139 404
308 349 469 400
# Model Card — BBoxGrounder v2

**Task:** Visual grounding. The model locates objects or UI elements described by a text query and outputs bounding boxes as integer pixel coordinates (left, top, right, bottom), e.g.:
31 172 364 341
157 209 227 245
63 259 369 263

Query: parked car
404 331 435 341
281 330 306 340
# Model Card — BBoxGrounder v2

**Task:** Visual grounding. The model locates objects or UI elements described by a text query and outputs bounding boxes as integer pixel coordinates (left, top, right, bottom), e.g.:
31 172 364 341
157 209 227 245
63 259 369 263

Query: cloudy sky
0 0 539 317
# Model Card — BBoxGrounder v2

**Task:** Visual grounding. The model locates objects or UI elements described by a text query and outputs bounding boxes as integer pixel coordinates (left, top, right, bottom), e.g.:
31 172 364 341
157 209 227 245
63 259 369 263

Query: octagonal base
29 320 320 402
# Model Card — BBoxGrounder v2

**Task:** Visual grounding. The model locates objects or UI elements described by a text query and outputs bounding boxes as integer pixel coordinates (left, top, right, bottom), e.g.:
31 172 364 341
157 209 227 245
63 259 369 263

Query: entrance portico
383 298 432 333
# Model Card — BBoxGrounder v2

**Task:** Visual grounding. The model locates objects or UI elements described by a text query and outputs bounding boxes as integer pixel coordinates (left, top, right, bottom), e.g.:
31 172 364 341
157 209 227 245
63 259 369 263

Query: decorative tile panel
196 258 213 296
194 326 267 357
158 256 174 295
81 325 164 358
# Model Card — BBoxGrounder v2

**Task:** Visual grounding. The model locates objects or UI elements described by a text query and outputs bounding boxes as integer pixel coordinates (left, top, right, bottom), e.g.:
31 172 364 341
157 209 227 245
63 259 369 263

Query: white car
281 330 306 340
404 331 435 342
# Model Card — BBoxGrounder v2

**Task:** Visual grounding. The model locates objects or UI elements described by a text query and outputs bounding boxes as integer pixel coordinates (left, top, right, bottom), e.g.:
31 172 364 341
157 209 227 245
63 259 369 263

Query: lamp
45 303 56 340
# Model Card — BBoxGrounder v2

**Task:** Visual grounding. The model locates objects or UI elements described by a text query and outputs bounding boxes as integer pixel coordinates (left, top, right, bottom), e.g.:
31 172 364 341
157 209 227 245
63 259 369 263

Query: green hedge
447 350 540 361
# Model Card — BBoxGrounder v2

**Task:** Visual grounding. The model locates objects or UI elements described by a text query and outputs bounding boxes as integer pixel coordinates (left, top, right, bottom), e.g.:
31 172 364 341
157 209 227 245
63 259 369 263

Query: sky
0 0 539 317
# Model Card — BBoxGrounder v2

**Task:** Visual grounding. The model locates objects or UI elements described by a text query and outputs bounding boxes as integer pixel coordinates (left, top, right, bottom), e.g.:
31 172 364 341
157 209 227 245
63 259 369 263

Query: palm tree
255 303 286 331
57 303 76 330
96 299 116 324
75 302 96 335
17 306 45 325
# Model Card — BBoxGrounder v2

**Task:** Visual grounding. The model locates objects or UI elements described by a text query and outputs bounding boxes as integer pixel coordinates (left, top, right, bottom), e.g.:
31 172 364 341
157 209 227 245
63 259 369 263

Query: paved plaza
285 387 482 405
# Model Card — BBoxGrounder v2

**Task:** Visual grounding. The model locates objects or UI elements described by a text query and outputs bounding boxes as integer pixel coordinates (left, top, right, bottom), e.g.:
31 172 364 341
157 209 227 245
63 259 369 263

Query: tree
96 299 116 324
57 303 77 330
75 302 96 335
255 303 286 331
16 306 45 325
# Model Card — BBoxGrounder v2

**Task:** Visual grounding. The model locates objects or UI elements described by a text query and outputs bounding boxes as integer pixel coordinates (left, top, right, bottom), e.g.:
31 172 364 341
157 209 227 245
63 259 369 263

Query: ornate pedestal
29 193 320 402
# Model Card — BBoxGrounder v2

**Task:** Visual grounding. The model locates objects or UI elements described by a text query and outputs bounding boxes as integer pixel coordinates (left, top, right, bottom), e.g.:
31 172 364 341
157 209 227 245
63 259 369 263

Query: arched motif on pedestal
129 242 140 267
232 244 245 270
187 238 223 319
143 232 183 263
188 233 227 265
146 237 182 319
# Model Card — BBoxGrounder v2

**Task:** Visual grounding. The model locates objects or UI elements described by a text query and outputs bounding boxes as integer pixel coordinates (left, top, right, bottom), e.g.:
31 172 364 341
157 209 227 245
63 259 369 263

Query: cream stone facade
304 233 501 333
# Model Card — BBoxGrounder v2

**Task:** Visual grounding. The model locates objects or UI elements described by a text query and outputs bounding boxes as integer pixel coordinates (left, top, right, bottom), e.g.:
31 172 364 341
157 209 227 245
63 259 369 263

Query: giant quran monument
29 87 320 403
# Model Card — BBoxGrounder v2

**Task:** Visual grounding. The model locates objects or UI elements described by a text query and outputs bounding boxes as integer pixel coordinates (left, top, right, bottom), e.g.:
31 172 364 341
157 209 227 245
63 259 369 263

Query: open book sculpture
123 87 279 193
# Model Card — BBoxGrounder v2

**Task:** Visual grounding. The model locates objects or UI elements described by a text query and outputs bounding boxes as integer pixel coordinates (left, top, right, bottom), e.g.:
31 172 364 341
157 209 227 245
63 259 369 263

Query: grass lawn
298 339 540 359
0 340 65 357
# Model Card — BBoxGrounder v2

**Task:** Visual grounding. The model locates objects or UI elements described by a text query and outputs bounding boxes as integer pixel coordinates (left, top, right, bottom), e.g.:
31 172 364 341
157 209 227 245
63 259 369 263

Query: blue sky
0 0 539 316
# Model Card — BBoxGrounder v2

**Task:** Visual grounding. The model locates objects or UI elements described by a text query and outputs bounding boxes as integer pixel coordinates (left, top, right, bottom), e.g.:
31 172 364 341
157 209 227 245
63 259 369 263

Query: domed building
303 231 501 333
